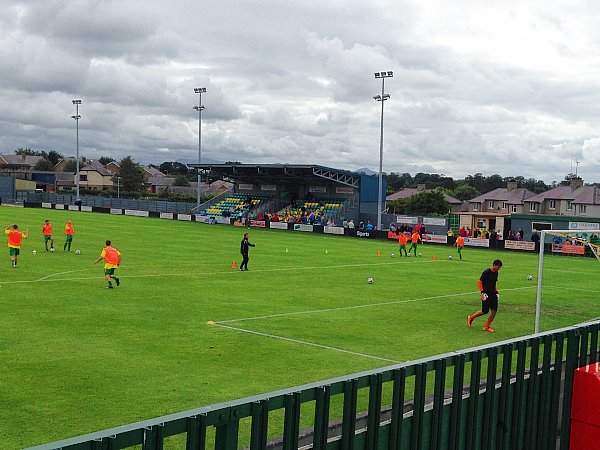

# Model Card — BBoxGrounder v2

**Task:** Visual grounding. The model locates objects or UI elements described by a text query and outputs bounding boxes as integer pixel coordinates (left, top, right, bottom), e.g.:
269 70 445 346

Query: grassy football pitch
1 206 599 448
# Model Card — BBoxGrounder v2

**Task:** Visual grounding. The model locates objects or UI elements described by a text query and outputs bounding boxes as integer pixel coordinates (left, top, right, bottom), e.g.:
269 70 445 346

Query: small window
511 204 517 213
502 202 508 209
79 174 88 181
548 199 556 210
488 201 494 209
529 203 536 213
473 203 480 211
579 204 587 214
567 201 573 210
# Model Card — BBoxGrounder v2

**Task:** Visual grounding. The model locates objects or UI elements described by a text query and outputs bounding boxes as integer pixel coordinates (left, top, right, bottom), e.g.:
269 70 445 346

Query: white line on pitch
212 323 402 363
214 286 535 324
36 268 97 281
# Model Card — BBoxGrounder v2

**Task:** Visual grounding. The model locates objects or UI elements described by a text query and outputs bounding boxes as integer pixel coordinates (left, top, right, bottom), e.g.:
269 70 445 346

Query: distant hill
355 167 377 175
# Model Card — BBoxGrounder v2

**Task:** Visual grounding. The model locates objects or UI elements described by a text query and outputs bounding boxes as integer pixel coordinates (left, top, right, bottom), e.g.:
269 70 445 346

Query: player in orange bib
409 230 421 256
94 240 122 288
5 224 28 268
64 219 75 251
397 232 408 256
42 219 54 251
454 235 465 259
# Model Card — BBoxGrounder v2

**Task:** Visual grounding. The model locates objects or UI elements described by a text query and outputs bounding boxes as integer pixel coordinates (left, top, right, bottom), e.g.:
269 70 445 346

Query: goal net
535 229 600 333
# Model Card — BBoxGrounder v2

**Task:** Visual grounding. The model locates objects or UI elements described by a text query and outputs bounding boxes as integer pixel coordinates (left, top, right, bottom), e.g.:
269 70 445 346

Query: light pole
193 87 206 206
373 71 393 231
117 176 121 199
71 100 82 203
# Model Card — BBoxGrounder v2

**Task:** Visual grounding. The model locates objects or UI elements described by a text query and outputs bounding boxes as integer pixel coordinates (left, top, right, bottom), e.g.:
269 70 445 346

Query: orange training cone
377 250 381 257
231 260 237 269
432 255 437 262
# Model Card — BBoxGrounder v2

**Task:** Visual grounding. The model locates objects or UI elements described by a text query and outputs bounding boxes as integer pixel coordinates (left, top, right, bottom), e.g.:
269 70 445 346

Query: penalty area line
214 286 535 325
211 322 402 364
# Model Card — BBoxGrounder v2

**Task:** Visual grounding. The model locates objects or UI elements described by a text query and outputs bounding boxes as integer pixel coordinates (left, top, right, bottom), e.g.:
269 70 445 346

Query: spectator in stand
399 223 407 233
348 219 355 229
271 212 279 222
389 222 397 232
508 229 516 240
473 228 480 238
366 221 374 231
359 221 364 229
466 227 472 237
327 218 335 227
518 228 524 240
342 218 349 228
490 229 498 249
459 226 467 237
531 229 540 244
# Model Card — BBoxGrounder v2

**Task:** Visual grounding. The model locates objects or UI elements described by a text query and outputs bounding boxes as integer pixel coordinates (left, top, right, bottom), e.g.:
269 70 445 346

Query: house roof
0 154 44 167
469 187 536 204
526 185 600 205
386 188 462 204
80 161 112 176
144 166 165 177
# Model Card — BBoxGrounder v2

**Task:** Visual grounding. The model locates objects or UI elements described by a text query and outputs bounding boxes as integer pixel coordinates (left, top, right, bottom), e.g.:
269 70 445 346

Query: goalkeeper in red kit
467 259 502 333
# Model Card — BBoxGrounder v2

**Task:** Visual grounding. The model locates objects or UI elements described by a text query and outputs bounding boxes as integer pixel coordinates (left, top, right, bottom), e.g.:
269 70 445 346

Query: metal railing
27 320 600 450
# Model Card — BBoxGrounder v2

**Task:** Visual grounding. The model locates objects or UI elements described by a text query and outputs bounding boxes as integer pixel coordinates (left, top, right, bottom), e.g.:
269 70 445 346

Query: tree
388 191 449 215
33 158 55 171
451 184 480 201
62 160 77 172
15 147 42 156
118 156 146 192
46 150 63 165
173 174 190 186
99 156 115 165
159 161 189 176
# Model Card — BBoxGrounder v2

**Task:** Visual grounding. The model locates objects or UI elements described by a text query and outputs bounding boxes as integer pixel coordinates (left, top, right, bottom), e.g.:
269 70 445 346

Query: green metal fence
28 320 600 450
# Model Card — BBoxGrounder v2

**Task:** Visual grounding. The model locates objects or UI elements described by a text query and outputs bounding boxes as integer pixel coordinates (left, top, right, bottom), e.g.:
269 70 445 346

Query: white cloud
0 0 599 183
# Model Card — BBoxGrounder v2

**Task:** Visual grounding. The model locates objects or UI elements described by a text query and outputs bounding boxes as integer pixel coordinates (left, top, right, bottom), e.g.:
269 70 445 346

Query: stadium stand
204 193 271 217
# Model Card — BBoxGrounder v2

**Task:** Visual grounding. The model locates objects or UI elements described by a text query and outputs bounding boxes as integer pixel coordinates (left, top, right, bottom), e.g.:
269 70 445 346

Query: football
75 249 81 255
448 255 453 260
367 277 374 284
50 247 55 252
32 250 37 254
407 253 412 257
527 274 533 280
418 252 423 257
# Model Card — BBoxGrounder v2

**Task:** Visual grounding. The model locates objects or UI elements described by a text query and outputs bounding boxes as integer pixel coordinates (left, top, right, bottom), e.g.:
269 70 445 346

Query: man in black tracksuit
240 232 255 271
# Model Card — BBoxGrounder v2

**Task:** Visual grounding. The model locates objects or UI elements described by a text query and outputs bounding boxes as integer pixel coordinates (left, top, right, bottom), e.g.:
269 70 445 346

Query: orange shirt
398 233 408 246
411 232 420 243
100 246 121 269
42 223 53 236
64 223 74 235
456 236 465 247
6 229 27 248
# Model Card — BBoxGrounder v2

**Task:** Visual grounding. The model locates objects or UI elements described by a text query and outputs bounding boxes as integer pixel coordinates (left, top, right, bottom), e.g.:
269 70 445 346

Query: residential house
79 161 114 190
525 178 600 218
0 154 44 180
462 182 536 235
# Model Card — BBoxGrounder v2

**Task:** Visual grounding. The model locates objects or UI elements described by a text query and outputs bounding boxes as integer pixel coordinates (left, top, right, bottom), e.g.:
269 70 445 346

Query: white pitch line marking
214 286 536 324
212 323 402 364
36 268 97 281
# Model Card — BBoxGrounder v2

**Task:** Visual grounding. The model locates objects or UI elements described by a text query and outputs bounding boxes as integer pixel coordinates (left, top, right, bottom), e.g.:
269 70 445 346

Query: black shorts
482 293 498 314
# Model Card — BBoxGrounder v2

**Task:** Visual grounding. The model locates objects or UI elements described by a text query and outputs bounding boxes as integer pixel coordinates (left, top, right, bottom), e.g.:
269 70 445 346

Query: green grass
1 206 599 448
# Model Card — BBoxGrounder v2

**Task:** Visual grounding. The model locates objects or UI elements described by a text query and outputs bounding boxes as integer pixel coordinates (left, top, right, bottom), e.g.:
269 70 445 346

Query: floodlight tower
193 87 206 206
71 100 82 203
373 71 393 231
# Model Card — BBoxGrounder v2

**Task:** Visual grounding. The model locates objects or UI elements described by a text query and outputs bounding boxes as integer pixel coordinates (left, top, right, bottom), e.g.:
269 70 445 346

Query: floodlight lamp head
71 115 81 120
373 95 381 100
72 99 82 105
193 105 205 111
194 87 206 94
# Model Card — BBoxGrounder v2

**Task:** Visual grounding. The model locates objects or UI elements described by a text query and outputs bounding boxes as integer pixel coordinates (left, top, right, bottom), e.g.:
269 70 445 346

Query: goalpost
535 229 600 333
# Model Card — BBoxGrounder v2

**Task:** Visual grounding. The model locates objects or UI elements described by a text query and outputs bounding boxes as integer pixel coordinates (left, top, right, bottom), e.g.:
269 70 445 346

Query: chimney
570 178 584 189
21 154 26 161
506 181 518 191
417 184 426 191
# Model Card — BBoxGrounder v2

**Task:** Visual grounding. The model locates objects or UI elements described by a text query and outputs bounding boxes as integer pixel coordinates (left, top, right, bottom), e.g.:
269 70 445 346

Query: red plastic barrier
570 362 600 449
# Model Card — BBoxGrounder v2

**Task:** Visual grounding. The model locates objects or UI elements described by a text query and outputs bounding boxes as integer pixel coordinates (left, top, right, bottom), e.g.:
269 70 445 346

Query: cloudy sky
1 0 600 184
